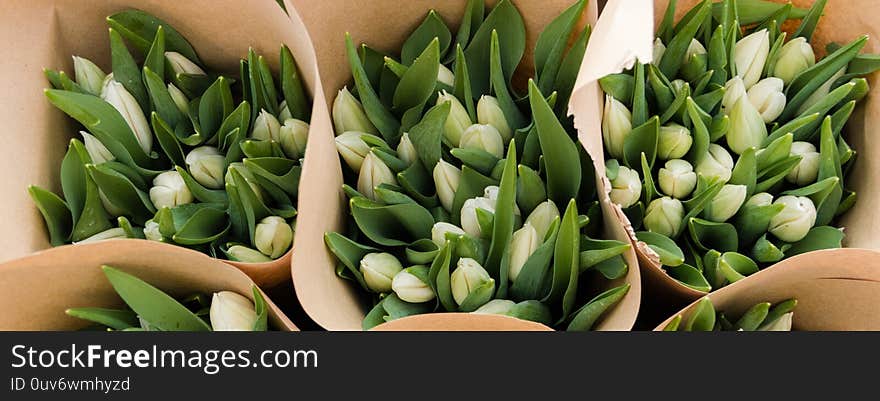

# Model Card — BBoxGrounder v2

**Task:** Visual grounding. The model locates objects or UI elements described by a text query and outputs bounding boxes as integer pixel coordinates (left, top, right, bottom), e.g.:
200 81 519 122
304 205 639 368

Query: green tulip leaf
324 232 374 292
685 297 716 331
665 264 711 292
785 226 845 257
350 196 434 246
566 284 630 331
529 80 581 206
143 26 166 80
510 218 559 302
402 10 452 65
636 231 685 267
736 302 771 331
280 44 310 121
66 307 139 330
345 33 400 143
688 218 738 252
489 30 527 129
408 101 450 172
463 0 525 95
29 186 72 246
109 28 149 112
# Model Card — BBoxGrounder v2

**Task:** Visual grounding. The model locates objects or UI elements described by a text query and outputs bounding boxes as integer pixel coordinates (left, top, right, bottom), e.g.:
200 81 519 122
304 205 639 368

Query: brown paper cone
372 313 553 331
0 0 331 288
0 239 297 331
289 0 641 331
653 249 880 331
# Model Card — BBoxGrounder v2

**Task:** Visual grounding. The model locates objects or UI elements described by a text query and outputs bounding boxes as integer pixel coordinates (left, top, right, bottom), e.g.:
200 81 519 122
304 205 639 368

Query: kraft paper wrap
654 249 880 331
289 0 642 331
573 0 880 323
0 0 331 288
0 240 297 331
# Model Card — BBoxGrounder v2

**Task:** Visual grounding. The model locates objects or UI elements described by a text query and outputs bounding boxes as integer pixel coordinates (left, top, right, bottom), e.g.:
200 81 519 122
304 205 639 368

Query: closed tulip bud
278 100 293 121
644 197 684 237
473 299 516 315
437 91 472 147
144 220 162 242
81 131 114 164
786 142 820 186
397 132 418 165
747 77 787 123
734 29 770 88
702 184 748 222
609 165 642 208
722 76 747 115
525 200 560 240
98 189 125 217
227 245 272 263
252 109 281 141
760 312 794 331
461 196 495 238
798 67 846 114
652 38 666 67
358 152 397 201
209 291 257 331
185 146 226 189
335 131 372 173
149 170 193 209
333 87 378 135
772 37 816 85
727 96 768 154
75 227 127 244
433 160 461 211
226 163 264 202
254 216 293 259
670 79 688 93
696 144 735 182
451 258 495 306
280 118 309 159
437 64 455 87
482 184 523 221
658 159 697 199
477 95 512 143
432 222 465 247
460 124 504 158
165 51 206 76
658 124 693 160
167 83 189 114
508 223 539 282
602 95 633 159
72 56 106 95
747 192 774 208
360 252 403 293
392 266 435 303
684 39 706 62
101 80 152 154
769 195 817 242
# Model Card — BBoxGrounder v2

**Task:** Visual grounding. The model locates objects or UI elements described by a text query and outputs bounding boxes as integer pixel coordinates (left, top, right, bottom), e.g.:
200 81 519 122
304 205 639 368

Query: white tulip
167 83 189 114
747 77 787 123
397 132 418 165
508 223 539 282
144 220 162 242
768 195 817 242
652 38 666 67
702 184 748 222
75 227 127 244
644 197 684 237
461 196 495 239
525 200 560 240
432 222 466 247
358 152 397 201
149 170 193 209
279 119 309 160
722 76 748 115
335 131 372 173
254 216 293 259
209 291 257 331
460 124 504 158
360 252 404 293
185 146 226 189
473 299 516 315
785 141 820 186
727 95 768 154
392 267 435 303
451 258 494 306
477 95 512 143
761 312 794 331
226 245 272 263
72 56 106 95
602 95 632 159
658 124 693 160
333 86 378 135
609 165 642 208
436 91 472 147
165 52 206 76
696 144 735 183
252 109 281 142
81 131 115 164
735 29 771 88
773 37 815 85
433 160 461 211
658 159 697 199
101 80 152 154
437 64 455 87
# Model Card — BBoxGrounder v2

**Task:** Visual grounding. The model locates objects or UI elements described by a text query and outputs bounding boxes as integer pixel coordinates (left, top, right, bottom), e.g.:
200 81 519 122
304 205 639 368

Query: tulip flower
75 227 127 244
747 77 787 123
185 146 226 189
772 37 816 85
658 159 697 199
335 131 373 173
433 160 461 211
644 197 684 237
101 80 152 154
437 64 455 87
451 258 495 307
165 52 206 76
279 119 309 160
696 144 734 182
658 124 693 160
460 124 504 158
392 266 436 303
768 196 817 242
144 220 162 242
149 170 193 209
436 91 472 147
722 76 747 115
333 87 378 135
431 222 465 247
525 200 560 240
609 165 642 208
254 216 293 259
397 132 418 165
252 109 282 142
508 223 540 282
72 56 106 96
360 252 404 293
461 196 495 238
602 95 632 159
358 152 397 201
167 83 189 114
477 95 512 142
786 142 820 186
278 100 293 121
727 96 768 154
746 192 774 208
227 245 272 263
734 29 770 88
702 184 748 223
81 131 115 164
652 38 666 67
209 291 257 331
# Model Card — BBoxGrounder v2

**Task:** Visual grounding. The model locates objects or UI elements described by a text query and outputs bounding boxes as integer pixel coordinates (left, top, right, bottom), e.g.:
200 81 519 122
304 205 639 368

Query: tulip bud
734 29 770 88
746 192 774 208
525 200 560 240
72 56 106 95
397 132 418 165
696 144 734 182
602 95 633 159
149 170 193 209
278 100 293 122
252 109 281 142
785 141 820 186
460 124 504 158
768 195 817 242
167 83 189 114
473 299 516 315
333 87 378 135
477 95 512 143
81 131 115 164
209 291 257 331
461 196 495 238
722 76 748 115
747 77 787 123
482 184 523 222
335 131 372 173
798 67 846 114
436 91 472 147
644 197 684 237
772 37 816 85
433 160 461 211
226 163 264 202
360 252 404 293
101 80 152 154
727 95 768 154
451 258 495 306
652 38 666 67
97 188 125 217
75 227 127 244
165 51 206 76
609 165 642 208
508 223 539 282
658 124 693 160
658 159 697 199
760 312 794 331
432 222 466 247
702 184 748 222
437 64 455 87
144 220 162 242
358 151 397 201
392 266 436 303
683 39 707 63
254 216 293 259
185 146 226 189
227 245 272 263
681 39 707 81
279 118 309 159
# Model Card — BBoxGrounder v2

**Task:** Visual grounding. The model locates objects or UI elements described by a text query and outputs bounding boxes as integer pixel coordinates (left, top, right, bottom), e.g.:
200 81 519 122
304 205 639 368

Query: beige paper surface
372 313 553 331
654 249 880 331
0 240 297 331
289 0 641 331
0 0 331 288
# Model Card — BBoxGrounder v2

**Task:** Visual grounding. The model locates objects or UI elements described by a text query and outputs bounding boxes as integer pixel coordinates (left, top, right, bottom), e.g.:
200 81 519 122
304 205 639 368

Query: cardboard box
0 0 332 288
0 240 297 331
288 0 642 330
